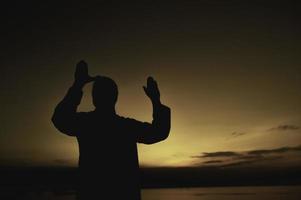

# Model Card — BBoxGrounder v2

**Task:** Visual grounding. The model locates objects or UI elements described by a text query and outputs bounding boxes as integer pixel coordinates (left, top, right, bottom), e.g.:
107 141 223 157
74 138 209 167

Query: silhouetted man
52 61 171 200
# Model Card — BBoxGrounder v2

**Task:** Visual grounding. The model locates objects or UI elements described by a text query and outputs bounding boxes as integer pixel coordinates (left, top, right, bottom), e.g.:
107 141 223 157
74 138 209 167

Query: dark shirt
52 85 171 200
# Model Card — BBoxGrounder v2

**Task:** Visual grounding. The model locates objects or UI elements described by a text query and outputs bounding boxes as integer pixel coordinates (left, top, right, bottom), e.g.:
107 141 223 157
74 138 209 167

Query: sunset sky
0 1 300 169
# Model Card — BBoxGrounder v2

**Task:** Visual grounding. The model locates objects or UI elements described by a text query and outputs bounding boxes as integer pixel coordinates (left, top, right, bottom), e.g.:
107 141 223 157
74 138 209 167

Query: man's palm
75 60 94 85
143 77 160 102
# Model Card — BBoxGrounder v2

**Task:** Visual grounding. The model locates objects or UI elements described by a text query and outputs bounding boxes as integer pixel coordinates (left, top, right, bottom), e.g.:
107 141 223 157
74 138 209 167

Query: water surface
142 186 301 200
2 185 301 199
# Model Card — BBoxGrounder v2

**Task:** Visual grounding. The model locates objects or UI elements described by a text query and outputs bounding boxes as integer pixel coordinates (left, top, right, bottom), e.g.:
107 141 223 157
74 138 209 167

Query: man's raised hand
143 76 161 104
74 60 95 87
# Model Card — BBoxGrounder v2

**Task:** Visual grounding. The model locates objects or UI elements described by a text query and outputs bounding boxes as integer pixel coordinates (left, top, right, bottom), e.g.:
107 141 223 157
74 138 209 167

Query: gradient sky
1 1 300 169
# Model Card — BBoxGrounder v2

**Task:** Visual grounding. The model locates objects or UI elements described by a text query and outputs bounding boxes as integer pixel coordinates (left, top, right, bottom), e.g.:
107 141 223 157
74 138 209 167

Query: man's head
92 76 118 109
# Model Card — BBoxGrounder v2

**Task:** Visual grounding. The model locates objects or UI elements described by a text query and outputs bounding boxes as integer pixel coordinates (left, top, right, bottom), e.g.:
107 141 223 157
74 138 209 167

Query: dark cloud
231 132 246 137
203 160 224 164
226 132 247 140
194 151 241 158
219 160 257 168
247 145 301 155
219 156 282 168
268 125 300 131
193 145 301 167
235 154 262 160
194 145 301 159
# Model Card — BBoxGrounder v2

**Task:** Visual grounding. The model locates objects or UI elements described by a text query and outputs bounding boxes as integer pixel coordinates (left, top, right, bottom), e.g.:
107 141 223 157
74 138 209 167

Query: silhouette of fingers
74 60 97 85
78 60 87 66
76 61 88 72
143 86 147 92
76 60 88 76
147 76 159 91
153 80 159 90
147 76 155 87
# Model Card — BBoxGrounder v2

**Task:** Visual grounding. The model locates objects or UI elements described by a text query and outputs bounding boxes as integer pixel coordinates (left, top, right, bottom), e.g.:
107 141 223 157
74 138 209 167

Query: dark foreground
1 186 301 200
1 166 300 199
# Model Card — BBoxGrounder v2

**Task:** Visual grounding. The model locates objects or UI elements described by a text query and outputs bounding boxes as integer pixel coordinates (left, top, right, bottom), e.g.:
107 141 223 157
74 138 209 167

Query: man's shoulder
116 115 135 122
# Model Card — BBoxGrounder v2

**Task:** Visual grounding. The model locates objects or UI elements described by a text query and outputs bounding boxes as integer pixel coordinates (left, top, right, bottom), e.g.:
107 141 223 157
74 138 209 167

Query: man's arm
52 82 84 136
51 60 94 136
134 77 171 144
